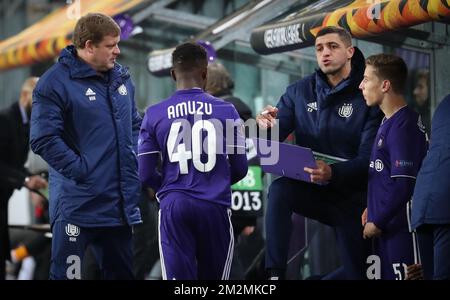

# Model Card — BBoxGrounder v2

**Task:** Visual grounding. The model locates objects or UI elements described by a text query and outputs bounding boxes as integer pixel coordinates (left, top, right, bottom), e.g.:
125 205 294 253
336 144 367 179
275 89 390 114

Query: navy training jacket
412 94 450 229
30 46 142 227
276 47 382 194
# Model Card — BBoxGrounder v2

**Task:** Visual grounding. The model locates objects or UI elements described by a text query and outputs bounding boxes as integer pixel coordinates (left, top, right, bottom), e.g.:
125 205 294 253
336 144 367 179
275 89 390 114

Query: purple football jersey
138 88 245 207
367 106 428 232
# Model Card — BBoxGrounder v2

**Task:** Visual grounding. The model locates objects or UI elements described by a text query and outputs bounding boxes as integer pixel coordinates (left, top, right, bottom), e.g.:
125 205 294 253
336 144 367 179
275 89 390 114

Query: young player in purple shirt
137 42 248 280
359 54 428 280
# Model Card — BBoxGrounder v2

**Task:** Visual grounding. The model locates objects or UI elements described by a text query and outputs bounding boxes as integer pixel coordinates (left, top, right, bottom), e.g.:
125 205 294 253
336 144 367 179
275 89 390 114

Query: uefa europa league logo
366 0 381 20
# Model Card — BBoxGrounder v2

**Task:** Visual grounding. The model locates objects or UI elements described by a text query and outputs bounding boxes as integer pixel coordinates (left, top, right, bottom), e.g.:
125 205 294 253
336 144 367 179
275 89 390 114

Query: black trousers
265 177 370 279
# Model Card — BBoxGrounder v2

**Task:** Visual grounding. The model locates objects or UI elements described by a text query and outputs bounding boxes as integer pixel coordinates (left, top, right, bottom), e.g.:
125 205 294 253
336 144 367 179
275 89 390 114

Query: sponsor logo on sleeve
370 159 384 172
395 160 414 168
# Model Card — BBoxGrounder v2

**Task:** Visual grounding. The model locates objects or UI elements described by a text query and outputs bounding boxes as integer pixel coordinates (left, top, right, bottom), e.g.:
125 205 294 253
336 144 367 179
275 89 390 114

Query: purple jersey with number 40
138 88 245 206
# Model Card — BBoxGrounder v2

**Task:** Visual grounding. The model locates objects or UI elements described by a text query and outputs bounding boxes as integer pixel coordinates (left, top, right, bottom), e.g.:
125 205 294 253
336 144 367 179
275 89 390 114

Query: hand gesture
256 105 278 129
24 175 48 190
304 160 332 184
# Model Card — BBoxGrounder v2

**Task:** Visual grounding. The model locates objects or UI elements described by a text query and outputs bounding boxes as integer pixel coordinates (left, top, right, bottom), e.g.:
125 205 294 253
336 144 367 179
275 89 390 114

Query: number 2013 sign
231 166 263 217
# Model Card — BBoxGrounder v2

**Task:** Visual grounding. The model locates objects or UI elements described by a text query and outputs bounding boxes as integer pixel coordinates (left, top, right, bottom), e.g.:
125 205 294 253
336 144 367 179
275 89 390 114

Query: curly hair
172 42 207 72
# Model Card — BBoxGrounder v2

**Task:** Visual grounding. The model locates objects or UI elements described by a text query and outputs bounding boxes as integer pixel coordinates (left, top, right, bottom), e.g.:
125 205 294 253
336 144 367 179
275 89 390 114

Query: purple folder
252 138 317 183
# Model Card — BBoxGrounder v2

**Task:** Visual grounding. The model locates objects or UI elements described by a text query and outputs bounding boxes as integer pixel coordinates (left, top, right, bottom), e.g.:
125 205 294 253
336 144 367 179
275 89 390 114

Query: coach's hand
256 105 278 129
304 160 332 184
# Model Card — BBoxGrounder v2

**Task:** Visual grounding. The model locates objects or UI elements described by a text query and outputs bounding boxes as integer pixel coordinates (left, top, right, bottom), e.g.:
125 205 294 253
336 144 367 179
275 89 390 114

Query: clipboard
252 138 347 183
252 138 317 183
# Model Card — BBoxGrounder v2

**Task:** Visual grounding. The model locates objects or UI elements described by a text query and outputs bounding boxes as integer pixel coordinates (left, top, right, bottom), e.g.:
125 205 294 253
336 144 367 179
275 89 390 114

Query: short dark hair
172 42 207 72
73 13 121 49
365 54 408 94
316 26 352 47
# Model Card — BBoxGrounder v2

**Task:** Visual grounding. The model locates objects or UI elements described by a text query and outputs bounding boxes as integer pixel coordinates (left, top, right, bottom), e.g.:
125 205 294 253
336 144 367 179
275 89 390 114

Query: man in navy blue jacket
30 13 142 280
257 26 382 279
411 93 450 280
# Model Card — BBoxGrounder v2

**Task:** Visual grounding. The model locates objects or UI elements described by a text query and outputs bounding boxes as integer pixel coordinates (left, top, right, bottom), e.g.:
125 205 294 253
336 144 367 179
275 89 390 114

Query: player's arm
129 81 142 153
137 111 161 191
138 153 161 191
229 153 248 185
373 177 416 231
228 109 248 185
371 119 427 231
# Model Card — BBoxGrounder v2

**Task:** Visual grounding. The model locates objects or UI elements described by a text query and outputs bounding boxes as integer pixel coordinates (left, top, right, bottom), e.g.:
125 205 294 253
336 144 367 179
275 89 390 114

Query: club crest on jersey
338 103 353 118
65 223 80 242
118 84 128 96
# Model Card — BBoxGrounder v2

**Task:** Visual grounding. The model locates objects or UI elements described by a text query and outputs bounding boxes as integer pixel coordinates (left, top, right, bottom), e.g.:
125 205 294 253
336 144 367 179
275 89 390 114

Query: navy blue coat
412 94 450 229
276 47 382 197
30 46 142 227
